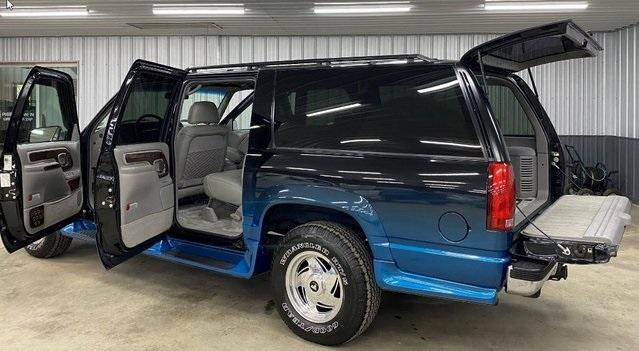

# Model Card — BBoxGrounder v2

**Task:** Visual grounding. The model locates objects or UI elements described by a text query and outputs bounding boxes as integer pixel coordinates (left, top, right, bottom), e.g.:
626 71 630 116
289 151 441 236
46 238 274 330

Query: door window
116 73 180 145
17 79 74 144
1 63 78 146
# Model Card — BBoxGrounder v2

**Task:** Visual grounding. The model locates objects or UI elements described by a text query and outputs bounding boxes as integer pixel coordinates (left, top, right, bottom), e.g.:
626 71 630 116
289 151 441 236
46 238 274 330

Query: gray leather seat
203 169 243 206
175 101 228 199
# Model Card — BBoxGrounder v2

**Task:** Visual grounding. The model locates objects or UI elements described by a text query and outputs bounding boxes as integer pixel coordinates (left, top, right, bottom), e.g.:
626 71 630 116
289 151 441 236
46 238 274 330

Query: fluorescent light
0 6 89 17
307 103 362 117
484 1 589 11
314 2 412 14
153 4 245 15
417 80 459 94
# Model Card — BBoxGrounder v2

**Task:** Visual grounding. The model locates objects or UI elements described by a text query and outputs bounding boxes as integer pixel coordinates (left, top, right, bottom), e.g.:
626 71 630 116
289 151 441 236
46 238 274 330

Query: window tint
486 80 535 136
116 73 179 145
273 65 482 157
17 79 72 144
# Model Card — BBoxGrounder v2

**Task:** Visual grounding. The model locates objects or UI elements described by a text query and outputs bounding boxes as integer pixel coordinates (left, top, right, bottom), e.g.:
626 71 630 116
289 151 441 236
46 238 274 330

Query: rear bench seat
203 169 243 206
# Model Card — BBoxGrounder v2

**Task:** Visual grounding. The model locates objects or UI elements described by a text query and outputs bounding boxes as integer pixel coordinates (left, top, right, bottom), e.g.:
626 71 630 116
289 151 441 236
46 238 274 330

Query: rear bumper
505 259 565 297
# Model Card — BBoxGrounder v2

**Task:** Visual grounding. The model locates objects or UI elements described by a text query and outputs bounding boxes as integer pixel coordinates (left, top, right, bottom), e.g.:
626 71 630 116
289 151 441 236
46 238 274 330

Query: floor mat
177 203 243 239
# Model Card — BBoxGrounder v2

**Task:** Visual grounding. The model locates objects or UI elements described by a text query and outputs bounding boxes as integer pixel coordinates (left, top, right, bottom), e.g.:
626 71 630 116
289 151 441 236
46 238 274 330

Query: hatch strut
527 68 540 98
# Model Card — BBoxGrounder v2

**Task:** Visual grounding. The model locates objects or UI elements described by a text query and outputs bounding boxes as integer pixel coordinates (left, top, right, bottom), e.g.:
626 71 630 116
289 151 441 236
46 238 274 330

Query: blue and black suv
0 21 633 345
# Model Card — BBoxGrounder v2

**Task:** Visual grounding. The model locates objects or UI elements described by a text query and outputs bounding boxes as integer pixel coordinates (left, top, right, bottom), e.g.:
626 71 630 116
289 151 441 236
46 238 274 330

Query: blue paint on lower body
387 239 510 290
144 237 254 278
60 220 508 305
374 259 500 305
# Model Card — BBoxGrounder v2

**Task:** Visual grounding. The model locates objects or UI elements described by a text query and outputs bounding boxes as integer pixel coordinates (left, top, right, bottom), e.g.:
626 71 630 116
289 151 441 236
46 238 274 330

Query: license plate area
520 238 618 264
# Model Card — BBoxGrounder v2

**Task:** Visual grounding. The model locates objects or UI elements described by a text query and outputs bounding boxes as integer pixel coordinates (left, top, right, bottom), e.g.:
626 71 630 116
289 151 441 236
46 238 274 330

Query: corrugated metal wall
0 25 637 200
0 26 635 135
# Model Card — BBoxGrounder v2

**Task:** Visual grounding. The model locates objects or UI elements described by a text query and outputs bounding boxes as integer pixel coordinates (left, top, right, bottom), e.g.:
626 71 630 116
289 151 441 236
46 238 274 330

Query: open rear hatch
517 195 632 264
460 20 602 72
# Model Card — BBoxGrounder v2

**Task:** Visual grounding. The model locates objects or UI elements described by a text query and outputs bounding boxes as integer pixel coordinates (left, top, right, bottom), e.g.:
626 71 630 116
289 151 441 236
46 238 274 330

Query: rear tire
271 221 380 346
25 231 73 258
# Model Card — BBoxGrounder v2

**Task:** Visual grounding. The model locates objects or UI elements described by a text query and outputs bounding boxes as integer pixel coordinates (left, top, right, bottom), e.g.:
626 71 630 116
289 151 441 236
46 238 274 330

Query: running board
144 238 252 277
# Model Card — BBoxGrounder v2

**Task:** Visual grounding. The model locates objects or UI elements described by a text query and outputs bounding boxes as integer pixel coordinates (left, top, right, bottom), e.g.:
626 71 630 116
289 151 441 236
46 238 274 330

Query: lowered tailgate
519 195 632 264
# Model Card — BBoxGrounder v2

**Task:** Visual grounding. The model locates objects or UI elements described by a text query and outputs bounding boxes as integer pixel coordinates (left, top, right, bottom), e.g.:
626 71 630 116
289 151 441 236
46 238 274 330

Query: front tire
25 231 73 258
271 221 380 346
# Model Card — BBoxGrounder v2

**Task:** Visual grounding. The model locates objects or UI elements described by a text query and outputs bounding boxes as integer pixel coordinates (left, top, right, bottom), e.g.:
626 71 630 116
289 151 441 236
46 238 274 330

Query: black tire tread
279 220 381 343
25 232 73 259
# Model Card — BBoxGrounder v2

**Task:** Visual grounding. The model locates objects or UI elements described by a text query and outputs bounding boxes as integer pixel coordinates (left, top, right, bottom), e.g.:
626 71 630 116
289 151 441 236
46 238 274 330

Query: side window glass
232 103 253 130
273 66 483 158
486 82 535 136
223 89 254 130
116 73 178 145
17 80 71 144
180 86 227 125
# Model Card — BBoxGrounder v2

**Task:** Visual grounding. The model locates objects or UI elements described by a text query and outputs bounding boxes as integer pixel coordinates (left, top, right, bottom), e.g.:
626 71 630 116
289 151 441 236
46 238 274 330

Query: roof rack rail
187 54 433 73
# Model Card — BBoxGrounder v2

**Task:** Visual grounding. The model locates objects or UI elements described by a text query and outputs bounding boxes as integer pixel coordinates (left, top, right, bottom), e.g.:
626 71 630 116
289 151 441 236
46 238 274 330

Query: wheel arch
250 186 394 265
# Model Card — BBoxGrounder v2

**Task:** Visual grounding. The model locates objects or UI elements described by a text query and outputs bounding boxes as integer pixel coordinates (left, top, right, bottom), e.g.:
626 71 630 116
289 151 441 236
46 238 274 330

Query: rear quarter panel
244 149 512 291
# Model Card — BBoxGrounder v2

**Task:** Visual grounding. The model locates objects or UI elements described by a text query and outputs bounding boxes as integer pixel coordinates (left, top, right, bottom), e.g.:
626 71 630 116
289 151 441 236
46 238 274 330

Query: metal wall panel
0 26 637 200
0 27 636 134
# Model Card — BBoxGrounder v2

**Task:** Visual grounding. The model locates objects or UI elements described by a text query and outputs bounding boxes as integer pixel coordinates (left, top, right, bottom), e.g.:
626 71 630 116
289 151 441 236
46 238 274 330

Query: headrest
188 101 220 124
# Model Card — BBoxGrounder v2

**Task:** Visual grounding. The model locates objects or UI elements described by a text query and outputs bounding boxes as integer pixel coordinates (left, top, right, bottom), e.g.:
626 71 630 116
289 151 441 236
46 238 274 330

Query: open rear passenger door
461 20 602 72
94 60 186 268
0 67 84 252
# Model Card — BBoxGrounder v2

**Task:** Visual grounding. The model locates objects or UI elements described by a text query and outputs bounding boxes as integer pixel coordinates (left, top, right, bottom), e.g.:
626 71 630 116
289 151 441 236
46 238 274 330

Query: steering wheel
134 113 163 140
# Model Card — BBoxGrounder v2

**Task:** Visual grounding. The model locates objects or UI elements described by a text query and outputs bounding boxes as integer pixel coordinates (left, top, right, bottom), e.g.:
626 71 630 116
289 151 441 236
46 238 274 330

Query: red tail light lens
487 162 515 231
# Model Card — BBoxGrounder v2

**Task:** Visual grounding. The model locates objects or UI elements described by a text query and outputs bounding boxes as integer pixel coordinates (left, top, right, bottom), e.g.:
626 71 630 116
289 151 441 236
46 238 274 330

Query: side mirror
29 126 61 143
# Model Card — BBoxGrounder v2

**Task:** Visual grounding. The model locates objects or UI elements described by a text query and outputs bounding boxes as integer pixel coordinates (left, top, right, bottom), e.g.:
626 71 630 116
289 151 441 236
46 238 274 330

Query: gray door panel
16 140 83 235
113 142 174 248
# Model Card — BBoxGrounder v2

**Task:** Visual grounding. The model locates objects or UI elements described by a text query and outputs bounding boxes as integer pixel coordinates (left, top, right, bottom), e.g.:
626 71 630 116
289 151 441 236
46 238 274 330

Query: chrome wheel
285 251 344 324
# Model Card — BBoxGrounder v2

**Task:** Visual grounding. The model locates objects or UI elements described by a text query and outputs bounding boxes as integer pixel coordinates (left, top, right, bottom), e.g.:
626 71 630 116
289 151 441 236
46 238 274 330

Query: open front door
461 20 602 72
0 67 83 252
94 60 186 268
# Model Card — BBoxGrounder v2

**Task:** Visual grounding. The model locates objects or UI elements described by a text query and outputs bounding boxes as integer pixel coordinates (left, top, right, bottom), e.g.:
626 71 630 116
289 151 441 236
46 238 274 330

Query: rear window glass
272 65 483 158
486 80 535 136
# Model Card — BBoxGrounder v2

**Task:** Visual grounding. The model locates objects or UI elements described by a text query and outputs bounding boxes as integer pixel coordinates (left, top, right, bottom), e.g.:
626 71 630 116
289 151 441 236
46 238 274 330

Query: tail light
487 162 515 231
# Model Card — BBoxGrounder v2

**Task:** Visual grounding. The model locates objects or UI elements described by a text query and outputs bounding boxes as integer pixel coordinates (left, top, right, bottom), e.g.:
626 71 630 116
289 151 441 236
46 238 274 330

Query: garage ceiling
0 0 638 37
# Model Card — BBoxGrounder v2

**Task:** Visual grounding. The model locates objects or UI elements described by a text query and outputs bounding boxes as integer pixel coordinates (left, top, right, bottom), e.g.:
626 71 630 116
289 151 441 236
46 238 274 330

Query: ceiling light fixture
0 5 89 17
152 4 245 15
483 1 589 11
314 1 412 14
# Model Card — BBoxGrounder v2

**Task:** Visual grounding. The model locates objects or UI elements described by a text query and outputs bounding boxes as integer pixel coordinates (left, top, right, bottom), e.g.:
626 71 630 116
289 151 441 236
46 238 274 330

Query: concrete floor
1 206 638 351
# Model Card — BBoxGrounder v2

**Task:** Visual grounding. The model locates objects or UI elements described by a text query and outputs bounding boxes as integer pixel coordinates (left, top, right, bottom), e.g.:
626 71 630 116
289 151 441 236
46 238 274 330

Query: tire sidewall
271 234 367 345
